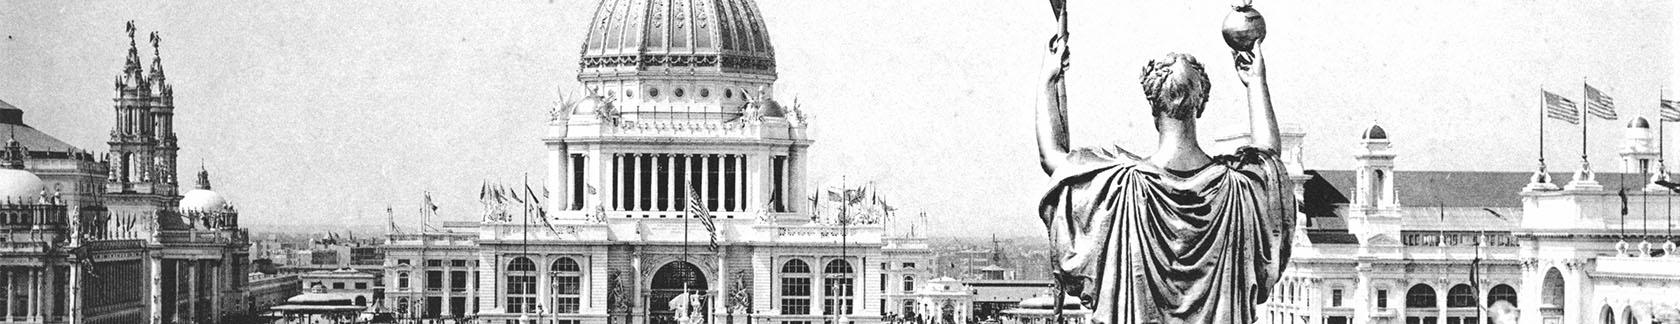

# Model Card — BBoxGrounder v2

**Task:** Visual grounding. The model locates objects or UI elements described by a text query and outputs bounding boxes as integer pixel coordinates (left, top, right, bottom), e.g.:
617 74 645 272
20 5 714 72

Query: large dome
578 0 776 77
0 168 43 203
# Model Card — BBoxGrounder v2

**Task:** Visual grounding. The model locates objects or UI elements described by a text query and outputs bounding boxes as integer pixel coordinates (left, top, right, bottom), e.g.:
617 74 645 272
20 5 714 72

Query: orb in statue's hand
1222 5 1266 52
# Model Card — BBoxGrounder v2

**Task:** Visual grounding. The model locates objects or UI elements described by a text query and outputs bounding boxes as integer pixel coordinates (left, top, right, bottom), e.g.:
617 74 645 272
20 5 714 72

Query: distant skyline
1 1 1674 237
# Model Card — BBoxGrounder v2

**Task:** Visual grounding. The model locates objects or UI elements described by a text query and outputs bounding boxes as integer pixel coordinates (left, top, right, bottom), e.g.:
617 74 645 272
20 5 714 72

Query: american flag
686 184 719 252
1662 99 1680 122
1543 91 1579 124
1584 83 1616 120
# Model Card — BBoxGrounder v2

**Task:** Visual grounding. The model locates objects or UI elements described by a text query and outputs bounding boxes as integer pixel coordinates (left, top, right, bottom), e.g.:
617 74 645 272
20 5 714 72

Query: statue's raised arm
1035 0 1072 175
1226 4 1279 151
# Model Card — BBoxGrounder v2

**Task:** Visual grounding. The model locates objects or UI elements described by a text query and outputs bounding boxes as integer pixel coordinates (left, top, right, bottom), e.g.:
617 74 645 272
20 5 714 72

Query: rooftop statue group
1032 1 1294 323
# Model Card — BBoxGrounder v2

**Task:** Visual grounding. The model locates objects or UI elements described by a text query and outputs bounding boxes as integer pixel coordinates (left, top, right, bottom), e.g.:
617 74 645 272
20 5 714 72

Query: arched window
823 259 855 316
1446 284 1477 308
552 258 582 313
506 257 538 313
1488 284 1517 307
903 275 915 292
780 260 812 315
1370 170 1386 206
1623 306 1637 324
397 272 410 289
397 297 410 315
1601 305 1615 324
1542 268 1565 308
1406 284 1437 308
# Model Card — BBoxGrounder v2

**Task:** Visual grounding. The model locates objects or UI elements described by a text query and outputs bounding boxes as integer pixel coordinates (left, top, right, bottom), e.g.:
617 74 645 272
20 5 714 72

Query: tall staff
1045 1 1069 323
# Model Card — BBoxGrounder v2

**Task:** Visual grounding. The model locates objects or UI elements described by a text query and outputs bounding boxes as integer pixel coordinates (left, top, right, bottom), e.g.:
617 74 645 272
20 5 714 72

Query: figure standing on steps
1033 1 1295 323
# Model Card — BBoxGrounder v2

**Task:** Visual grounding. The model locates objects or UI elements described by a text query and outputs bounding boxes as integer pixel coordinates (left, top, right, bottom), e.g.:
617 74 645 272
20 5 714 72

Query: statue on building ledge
1032 1 1294 323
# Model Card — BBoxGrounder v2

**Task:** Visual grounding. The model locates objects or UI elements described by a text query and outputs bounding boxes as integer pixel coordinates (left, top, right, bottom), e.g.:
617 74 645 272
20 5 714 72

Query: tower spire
3 126 26 170
149 31 167 87
195 164 211 190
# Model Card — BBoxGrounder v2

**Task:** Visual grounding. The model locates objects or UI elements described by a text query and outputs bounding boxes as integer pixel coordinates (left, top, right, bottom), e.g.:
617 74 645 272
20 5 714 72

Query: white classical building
470 1 910 324
1254 119 1680 324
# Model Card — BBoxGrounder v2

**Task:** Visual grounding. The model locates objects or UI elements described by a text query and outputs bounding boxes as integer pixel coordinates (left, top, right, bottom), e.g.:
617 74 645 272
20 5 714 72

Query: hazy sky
1 1 1673 237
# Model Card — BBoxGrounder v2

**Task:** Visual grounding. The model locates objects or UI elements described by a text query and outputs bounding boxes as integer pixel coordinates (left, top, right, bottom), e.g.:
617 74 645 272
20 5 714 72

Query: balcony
156 228 248 244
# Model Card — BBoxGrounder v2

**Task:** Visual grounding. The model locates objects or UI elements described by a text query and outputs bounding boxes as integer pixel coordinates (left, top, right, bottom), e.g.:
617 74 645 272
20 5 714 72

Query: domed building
0 22 253 324
445 1 909 324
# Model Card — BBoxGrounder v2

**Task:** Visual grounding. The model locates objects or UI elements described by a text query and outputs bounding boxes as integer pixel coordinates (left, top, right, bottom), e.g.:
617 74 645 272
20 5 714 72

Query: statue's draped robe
1040 145 1295 324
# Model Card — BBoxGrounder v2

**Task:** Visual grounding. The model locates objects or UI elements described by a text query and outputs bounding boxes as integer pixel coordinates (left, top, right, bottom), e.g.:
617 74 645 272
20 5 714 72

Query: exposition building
0 23 253 324
460 1 917 324
1252 120 1680 324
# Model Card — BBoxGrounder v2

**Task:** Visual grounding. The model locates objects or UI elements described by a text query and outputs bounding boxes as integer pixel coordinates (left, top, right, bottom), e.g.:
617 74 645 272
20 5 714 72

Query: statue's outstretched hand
1043 33 1070 85
1234 40 1266 87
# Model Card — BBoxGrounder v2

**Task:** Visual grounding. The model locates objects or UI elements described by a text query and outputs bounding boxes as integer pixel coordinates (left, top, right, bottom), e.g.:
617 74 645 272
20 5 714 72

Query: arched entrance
650 261 709 324
1542 267 1566 323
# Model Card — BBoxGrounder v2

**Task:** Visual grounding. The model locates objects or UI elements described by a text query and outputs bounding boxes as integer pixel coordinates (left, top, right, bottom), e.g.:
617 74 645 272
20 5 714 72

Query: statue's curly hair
1139 53 1211 120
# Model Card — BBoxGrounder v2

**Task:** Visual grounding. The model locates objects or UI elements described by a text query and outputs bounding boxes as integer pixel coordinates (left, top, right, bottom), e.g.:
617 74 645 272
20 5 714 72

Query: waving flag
1543 91 1580 124
1662 99 1680 122
1584 83 1616 120
687 184 719 252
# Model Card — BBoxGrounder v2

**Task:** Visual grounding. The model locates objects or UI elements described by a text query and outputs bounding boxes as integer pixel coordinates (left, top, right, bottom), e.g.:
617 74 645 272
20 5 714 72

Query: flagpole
1583 79 1592 183
1540 87 1548 177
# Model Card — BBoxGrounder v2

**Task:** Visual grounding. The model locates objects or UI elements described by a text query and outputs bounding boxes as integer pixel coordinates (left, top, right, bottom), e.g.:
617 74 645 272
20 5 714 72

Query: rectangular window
772 156 787 212
880 273 887 292
1332 289 1343 307
450 297 466 317
508 275 537 294
426 296 443 318
1328 317 1349 324
555 296 581 313
572 154 586 210
707 155 720 211
427 260 443 267
781 277 811 315
451 260 468 267
823 278 854 315
355 282 367 290
427 271 444 290
397 259 411 265
782 277 810 296
1377 290 1389 308
555 276 581 295
332 282 345 290
902 263 915 269
450 271 468 291
781 298 810 315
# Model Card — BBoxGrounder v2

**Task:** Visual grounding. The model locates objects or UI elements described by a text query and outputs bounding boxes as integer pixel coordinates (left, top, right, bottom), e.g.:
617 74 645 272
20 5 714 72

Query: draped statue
1033 2 1294 323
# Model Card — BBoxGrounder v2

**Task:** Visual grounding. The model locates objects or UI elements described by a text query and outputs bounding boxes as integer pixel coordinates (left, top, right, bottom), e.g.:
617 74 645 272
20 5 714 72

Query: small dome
749 98 784 117
1628 117 1651 129
179 189 228 211
1362 125 1388 140
179 167 229 211
0 168 44 203
572 95 612 116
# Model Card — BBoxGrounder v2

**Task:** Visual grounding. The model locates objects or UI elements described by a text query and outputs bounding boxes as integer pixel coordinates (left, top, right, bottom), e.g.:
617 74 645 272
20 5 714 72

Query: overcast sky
1 1 1674 238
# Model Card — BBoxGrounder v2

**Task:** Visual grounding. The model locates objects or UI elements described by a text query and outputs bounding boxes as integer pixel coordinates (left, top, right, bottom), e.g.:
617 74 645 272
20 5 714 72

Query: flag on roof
1661 98 1680 122
1543 91 1579 124
1584 83 1616 120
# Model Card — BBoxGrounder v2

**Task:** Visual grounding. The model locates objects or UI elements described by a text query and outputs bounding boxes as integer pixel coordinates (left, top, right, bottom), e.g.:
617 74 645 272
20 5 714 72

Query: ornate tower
106 22 177 195
103 22 180 240
1349 124 1402 246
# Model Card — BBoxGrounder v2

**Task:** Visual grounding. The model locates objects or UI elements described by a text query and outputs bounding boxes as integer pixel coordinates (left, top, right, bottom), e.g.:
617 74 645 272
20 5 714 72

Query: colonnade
609 153 750 214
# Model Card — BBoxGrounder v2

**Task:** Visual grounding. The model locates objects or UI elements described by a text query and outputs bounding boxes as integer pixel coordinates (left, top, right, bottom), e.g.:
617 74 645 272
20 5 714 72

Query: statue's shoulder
1213 146 1280 166
1067 142 1143 166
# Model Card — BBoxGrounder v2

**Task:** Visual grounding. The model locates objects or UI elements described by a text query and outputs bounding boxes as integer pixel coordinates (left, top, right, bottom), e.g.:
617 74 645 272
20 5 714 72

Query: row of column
0 268 49 321
611 153 749 214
